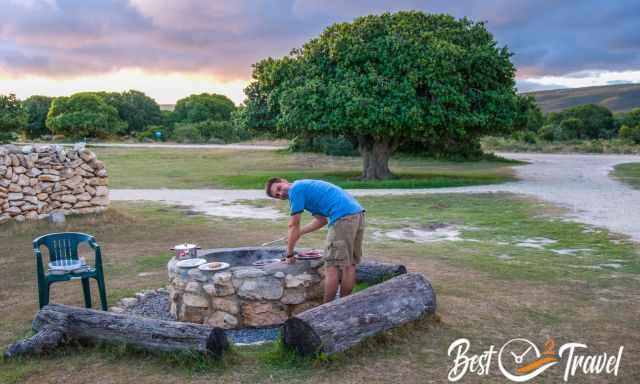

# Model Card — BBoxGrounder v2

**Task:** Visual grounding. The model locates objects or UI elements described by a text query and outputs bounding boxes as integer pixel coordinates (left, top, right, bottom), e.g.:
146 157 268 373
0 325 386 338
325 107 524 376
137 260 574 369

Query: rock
242 302 288 327
8 184 21 193
13 166 26 174
110 307 126 314
0 214 10 224
27 168 42 177
204 311 238 329
209 272 235 296
232 267 266 281
185 281 202 294
182 293 209 308
95 186 108 196
60 194 77 204
17 174 30 186
96 169 108 177
15 215 25 222
77 192 92 201
23 195 38 204
25 211 38 220
85 185 96 196
120 297 138 307
187 268 208 282
285 273 315 288
36 193 48 201
10 200 25 207
8 192 23 201
79 150 96 162
38 174 60 182
21 203 38 211
73 201 92 208
237 276 283 300
274 272 285 279
63 175 83 189
22 186 35 195
281 288 306 305
211 297 240 315
91 159 105 170
90 196 109 206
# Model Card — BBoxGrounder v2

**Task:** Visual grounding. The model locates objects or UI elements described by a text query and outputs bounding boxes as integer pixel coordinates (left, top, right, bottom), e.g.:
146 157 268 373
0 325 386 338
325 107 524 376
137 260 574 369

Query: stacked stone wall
0 144 109 223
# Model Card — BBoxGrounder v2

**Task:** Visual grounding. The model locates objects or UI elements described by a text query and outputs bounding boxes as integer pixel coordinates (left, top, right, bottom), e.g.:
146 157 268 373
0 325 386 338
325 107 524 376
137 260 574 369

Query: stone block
242 302 288 327
211 297 240 315
237 276 283 300
205 311 238 329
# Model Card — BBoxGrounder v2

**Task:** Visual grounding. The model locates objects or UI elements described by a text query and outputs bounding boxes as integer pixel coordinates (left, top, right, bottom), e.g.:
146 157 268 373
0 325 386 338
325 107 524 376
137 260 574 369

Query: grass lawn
93 147 518 189
612 162 640 190
1 194 639 383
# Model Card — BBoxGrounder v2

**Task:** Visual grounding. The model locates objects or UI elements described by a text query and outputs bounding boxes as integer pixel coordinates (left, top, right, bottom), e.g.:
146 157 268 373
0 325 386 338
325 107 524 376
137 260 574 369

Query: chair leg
81 278 92 308
96 275 108 311
39 282 50 309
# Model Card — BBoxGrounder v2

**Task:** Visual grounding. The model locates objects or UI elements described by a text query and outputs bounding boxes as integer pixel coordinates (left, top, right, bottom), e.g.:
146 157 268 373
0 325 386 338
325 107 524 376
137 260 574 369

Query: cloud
0 0 638 97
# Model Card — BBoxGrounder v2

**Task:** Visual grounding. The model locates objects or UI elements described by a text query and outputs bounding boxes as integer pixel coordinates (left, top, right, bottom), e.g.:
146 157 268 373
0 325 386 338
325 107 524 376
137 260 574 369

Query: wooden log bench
4 304 229 359
355 261 407 284
283 272 436 356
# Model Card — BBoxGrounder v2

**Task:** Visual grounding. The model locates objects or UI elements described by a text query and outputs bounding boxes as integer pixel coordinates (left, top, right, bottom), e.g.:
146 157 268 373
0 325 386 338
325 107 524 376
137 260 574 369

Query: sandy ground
110 152 640 241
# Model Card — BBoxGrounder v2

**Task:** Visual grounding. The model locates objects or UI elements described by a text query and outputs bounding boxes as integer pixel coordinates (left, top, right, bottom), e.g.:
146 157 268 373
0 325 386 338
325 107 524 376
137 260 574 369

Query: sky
1 0 639 105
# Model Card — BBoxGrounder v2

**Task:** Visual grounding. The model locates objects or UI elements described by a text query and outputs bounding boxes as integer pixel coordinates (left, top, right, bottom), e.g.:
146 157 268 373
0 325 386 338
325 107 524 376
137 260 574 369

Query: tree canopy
242 11 521 179
46 92 127 139
0 93 27 135
97 90 162 134
546 104 615 139
23 95 54 138
173 93 236 124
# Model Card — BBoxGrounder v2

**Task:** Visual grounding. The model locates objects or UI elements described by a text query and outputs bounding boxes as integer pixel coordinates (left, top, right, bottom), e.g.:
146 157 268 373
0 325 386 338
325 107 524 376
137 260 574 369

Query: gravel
119 290 280 345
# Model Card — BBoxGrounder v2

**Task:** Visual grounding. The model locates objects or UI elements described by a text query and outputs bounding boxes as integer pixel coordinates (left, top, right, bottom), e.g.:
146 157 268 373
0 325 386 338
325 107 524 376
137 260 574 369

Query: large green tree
243 12 521 179
0 93 27 135
173 93 236 123
23 95 54 138
46 92 127 139
546 104 615 140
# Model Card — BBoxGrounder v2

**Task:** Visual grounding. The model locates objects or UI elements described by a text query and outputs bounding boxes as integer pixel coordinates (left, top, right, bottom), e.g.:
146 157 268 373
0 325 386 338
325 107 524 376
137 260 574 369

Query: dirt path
110 152 640 241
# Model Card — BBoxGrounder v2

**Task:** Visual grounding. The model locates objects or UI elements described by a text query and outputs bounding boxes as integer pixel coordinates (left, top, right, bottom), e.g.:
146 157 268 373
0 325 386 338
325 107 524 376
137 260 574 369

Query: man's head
265 177 291 200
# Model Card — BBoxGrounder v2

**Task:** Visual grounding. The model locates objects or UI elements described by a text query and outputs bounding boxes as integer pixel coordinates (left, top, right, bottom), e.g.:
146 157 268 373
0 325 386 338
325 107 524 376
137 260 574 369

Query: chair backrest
33 232 95 264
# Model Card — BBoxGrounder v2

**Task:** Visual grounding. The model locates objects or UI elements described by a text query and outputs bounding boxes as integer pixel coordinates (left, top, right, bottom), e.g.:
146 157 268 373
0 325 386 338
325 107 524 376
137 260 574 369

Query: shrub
197 120 251 143
172 123 203 143
619 125 640 144
511 130 538 144
289 135 356 156
538 124 559 141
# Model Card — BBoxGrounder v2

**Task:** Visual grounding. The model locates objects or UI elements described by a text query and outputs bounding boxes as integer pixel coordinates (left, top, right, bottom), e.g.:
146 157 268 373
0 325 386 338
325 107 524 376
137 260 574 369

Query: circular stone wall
167 247 325 329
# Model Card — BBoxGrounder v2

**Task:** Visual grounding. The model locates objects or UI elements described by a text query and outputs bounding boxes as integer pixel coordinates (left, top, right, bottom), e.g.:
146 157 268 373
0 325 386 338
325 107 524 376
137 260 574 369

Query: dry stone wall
0 144 109 223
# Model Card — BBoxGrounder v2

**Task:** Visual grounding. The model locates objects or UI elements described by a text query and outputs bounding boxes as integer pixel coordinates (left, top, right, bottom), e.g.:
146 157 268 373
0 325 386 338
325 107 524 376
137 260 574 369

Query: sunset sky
1 0 639 105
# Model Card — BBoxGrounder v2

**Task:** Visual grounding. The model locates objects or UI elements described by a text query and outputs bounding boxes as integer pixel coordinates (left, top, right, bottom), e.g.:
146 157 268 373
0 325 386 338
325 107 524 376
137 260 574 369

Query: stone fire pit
168 247 324 329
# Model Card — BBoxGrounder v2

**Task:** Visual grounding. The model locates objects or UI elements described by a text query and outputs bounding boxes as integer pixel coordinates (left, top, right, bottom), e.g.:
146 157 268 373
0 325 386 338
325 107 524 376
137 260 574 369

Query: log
356 261 407 284
283 272 436 356
4 304 229 358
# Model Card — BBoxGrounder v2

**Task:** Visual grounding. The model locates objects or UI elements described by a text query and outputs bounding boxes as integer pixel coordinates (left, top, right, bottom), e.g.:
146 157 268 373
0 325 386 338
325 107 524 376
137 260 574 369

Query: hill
523 83 640 114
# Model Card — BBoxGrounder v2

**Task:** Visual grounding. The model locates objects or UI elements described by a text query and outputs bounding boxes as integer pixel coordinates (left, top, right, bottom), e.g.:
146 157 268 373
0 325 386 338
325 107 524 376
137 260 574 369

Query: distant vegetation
0 90 249 144
525 83 640 114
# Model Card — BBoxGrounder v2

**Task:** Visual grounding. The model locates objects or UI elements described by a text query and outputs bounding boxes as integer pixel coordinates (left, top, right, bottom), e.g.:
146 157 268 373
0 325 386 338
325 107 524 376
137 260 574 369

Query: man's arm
287 213 302 257
300 215 328 236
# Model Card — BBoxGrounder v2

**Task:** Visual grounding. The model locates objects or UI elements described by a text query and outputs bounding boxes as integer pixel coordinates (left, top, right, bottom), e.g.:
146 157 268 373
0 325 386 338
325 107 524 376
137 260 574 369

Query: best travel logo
447 337 624 382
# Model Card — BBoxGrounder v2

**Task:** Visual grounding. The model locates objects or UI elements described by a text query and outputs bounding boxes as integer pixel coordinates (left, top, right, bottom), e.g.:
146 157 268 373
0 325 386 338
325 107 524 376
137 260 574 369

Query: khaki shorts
324 212 365 268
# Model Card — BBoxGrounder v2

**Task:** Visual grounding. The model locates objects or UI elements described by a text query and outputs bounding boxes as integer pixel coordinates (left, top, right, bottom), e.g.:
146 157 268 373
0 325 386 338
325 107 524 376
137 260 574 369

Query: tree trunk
4 304 229 358
283 273 436 356
356 261 407 284
358 136 395 180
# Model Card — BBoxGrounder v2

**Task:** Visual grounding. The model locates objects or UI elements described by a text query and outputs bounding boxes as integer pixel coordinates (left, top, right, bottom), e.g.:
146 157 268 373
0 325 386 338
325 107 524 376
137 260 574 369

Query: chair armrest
88 239 99 250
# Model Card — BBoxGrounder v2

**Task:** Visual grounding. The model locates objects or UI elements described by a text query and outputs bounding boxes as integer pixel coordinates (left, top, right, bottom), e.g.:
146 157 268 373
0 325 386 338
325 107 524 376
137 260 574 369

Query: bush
197 120 251 143
172 123 203 143
0 131 18 144
511 130 538 144
137 125 168 141
619 125 640 144
538 124 559 141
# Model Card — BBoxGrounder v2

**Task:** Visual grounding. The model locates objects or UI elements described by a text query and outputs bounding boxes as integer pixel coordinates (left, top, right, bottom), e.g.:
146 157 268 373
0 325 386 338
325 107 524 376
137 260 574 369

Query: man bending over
265 178 365 303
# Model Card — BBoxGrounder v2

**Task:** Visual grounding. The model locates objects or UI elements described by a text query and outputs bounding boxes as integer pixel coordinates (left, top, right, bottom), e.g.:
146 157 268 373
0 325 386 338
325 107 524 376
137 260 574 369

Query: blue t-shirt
288 179 364 226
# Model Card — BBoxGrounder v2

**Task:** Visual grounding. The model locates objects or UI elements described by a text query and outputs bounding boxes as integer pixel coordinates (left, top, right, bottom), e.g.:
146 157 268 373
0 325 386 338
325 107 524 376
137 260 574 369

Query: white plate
198 261 230 272
176 258 207 268
49 259 83 271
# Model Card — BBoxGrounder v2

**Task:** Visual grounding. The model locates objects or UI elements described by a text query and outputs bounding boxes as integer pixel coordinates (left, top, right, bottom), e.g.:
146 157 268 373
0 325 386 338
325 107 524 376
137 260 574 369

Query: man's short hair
265 177 285 198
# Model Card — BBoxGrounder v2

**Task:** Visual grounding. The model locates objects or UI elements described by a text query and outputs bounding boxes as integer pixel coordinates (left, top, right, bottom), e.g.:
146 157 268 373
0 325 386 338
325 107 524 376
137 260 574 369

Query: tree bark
358 136 395 180
356 261 407 284
283 273 436 356
4 304 229 358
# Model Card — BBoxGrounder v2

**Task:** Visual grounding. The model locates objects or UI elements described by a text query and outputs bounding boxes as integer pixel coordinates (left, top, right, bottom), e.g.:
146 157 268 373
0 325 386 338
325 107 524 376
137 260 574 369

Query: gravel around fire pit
114 289 280 345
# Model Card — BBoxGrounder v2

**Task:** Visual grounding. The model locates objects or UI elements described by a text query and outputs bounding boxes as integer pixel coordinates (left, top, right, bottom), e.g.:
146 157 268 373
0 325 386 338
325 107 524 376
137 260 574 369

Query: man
265 178 365 303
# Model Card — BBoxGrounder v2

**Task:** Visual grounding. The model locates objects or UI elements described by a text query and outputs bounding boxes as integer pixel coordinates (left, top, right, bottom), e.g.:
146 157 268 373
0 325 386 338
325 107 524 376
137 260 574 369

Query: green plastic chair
33 232 108 310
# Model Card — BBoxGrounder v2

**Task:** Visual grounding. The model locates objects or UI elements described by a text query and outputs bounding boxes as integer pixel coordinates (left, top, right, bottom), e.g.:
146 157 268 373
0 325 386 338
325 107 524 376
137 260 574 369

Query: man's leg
339 264 357 297
323 265 340 303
